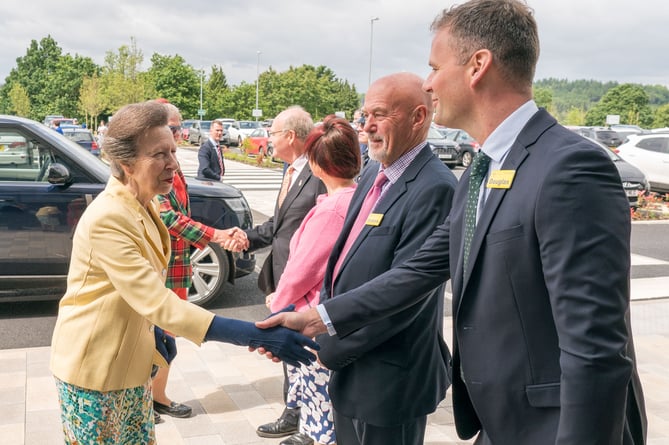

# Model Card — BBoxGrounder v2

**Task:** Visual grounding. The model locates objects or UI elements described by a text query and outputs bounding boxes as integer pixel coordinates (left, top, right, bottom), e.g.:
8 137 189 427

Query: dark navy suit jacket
197 139 224 181
317 144 457 426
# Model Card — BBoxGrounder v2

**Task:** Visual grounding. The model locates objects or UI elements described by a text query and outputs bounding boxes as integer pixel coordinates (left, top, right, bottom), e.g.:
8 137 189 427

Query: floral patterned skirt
55 377 156 444
287 361 336 445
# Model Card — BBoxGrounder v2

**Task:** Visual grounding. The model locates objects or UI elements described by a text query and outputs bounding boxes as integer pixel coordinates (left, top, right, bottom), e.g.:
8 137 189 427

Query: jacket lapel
273 164 314 231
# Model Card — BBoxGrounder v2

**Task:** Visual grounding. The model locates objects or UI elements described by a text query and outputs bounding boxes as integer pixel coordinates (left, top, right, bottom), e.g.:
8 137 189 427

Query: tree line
2 35 669 130
0 36 361 129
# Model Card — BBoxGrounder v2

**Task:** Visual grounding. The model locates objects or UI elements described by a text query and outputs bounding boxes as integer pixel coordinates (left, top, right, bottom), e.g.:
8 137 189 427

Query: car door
0 126 102 299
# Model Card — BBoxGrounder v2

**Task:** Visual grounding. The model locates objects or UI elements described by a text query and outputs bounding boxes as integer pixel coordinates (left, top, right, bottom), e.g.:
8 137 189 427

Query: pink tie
333 170 388 278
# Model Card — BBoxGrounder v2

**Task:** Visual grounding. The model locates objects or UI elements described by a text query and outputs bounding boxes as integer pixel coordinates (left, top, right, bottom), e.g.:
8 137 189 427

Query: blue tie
463 152 491 270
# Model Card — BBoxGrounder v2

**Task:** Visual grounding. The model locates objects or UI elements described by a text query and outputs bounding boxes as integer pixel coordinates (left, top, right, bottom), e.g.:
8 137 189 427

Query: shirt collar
481 100 539 164
291 154 308 176
381 141 427 184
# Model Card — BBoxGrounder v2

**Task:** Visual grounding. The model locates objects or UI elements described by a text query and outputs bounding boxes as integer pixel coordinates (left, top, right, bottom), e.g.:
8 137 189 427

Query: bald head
362 72 433 167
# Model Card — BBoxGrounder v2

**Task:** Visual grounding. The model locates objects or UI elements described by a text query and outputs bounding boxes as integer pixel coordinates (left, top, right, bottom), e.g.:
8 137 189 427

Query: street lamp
198 69 204 119
368 17 380 89
255 51 261 121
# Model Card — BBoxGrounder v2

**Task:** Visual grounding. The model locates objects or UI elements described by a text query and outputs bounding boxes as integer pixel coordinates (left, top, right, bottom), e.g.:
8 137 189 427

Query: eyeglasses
269 129 289 137
168 125 182 135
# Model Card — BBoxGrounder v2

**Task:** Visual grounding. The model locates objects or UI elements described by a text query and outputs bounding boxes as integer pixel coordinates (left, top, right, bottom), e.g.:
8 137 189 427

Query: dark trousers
334 410 427 445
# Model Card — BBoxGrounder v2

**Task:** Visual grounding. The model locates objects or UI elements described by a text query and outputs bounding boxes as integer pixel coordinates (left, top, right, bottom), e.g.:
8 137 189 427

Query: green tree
0 35 95 121
652 104 669 128
100 37 154 114
584 83 653 127
79 75 106 129
8 83 31 116
533 87 553 110
563 107 587 126
147 53 200 118
203 65 230 119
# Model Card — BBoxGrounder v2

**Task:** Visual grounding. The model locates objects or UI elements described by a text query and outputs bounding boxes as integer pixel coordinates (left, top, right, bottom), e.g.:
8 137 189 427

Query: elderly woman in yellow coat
50 100 318 444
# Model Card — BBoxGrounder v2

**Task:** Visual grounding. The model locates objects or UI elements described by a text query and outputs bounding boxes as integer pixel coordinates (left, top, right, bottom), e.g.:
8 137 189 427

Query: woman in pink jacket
266 115 361 445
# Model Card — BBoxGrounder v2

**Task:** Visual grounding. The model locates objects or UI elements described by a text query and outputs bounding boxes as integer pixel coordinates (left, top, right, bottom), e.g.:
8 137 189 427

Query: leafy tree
100 37 154 114
147 53 200 118
203 66 230 119
533 87 553 110
563 107 586 126
652 104 669 128
79 75 106 129
8 83 31 117
585 83 653 127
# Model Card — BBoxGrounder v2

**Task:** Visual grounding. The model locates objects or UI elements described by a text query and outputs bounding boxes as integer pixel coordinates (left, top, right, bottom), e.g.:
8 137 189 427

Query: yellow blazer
50 176 215 392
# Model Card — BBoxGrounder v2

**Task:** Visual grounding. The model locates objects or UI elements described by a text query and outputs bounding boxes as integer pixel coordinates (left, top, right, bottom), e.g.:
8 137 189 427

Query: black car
427 127 460 168
577 127 624 149
0 115 255 306
441 128 480 168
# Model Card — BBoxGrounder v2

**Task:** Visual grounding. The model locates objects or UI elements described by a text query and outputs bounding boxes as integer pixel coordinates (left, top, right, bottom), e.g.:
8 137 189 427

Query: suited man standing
196 120 225 181
234 106 326 442
260 2 647 444
310 73 455 445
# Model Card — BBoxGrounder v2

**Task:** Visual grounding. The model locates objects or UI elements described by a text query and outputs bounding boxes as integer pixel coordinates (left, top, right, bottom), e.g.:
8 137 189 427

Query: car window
637 137 669 154
250 128 264 137
0 130 41 181
64 131 93 143
428 128 444 139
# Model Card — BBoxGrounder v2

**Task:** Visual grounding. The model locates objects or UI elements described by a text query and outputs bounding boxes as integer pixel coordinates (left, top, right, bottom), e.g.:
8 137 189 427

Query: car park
188 120 226 146
244 128 273 156
427 127 460 168
62 127 99 156
617 133 669 193
217 119 242 146
441 127 480 167
574 127 624 150
238 120 261 139
586 137 649 207
0 115 255 306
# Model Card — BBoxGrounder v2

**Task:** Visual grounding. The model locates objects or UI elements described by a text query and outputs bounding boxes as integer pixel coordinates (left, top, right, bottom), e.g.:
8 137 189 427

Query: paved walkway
2 302 669 445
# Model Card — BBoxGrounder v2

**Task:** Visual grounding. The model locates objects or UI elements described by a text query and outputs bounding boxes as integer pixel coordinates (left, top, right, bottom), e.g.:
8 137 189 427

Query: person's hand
154 326 177 364
255 307 328 338
213 227 249 252
205 315 318 367
265 292 275 308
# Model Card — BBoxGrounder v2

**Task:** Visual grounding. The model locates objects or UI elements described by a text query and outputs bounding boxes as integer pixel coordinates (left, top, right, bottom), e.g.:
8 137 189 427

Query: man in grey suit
260 1 646 444
234 106 326 443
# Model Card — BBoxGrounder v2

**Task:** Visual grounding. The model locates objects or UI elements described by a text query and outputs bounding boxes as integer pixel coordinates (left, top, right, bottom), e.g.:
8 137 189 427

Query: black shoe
153 400 193 418
154 411 164 424
256 407 299 438
280 433 314 445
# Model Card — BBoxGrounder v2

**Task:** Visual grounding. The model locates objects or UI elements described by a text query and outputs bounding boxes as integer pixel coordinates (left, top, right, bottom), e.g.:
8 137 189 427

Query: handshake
212 227 249 252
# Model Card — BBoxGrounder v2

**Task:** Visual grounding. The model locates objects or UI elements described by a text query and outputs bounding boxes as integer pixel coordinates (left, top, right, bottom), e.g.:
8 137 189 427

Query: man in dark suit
234 106 326 443
196 120 225 181
260 1 647 444
309 72 455 445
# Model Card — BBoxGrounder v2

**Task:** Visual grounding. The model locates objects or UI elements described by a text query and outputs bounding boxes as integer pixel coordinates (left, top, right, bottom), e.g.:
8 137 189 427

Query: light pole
198 69 204 119
368 17 379 89
255 51 261 121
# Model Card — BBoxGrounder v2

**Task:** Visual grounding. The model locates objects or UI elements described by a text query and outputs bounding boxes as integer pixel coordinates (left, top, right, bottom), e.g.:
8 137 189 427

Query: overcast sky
1 0 667 94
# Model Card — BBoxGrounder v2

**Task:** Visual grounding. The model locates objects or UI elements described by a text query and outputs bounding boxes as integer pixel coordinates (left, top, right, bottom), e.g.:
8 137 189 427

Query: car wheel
267 145 274 157
188 243 230 306
461 151 473 168
237 136 242 146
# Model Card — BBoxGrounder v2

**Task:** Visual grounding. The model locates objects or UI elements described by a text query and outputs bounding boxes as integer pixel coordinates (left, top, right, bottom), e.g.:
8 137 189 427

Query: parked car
43 115 65 127
441 127 480 167
244 128 273 156
181 119 197 141
585 137 649 207
617 133 669 193
188 120 226 146
238 120 261 139
427 127 460 168
0 115 255 306
217 119 242 146
575 127 624 150
62 128 99 156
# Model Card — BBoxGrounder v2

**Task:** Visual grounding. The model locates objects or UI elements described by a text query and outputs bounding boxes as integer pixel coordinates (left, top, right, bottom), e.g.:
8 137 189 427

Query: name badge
365 213 384 226
487 170 516 189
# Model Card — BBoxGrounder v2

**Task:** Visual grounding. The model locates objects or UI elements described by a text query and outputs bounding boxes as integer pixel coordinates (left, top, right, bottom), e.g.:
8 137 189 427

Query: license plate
625 190 638 197
440 154 454 159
